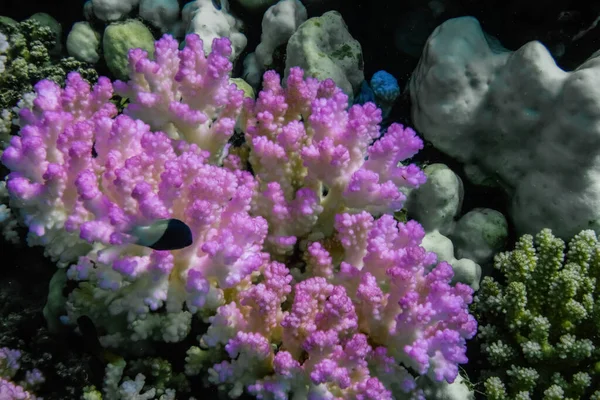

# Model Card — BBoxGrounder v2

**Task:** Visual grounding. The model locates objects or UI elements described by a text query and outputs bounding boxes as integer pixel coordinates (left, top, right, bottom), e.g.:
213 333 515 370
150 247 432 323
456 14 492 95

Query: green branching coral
0 18 97 145
473 228 600 399
0 19 57 109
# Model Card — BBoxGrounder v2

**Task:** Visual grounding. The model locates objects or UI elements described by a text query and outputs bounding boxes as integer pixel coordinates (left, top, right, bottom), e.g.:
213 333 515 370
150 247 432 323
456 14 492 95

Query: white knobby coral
139 0 180 33
182 0 247 61
243 0 306 87
91 0 140 21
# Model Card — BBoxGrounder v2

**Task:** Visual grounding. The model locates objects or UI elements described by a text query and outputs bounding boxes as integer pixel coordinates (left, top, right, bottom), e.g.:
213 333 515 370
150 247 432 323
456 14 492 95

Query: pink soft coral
2 32 477 400
114 34 244 163
242 68 427 254
2 68 267 345
331 212 477 383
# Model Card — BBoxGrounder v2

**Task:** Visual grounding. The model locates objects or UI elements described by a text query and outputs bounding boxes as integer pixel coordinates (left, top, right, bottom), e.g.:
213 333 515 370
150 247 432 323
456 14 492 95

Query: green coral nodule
473 228 600 399
0 17 97 146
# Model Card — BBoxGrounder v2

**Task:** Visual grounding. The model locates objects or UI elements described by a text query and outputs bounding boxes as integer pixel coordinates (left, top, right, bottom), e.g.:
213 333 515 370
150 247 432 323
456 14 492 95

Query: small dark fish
212 0 222 10
130 218 193 251
77 315 121 364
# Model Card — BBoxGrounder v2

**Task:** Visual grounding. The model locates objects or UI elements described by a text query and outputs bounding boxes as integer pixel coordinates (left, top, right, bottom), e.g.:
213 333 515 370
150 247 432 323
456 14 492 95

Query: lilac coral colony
1 32 477 399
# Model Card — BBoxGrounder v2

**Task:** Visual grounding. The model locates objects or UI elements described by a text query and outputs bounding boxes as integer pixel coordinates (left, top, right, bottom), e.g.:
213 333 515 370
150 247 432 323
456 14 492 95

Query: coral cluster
82 357 189 400
0 18 97 147
0 347 44 399
473 229 600 399
241 65 426 254
193 212 476 398
2 32 477 398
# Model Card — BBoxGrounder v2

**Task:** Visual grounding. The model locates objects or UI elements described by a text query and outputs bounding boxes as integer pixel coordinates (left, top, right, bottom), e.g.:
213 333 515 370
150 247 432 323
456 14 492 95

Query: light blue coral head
370 70 400 118
371 70 399 103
